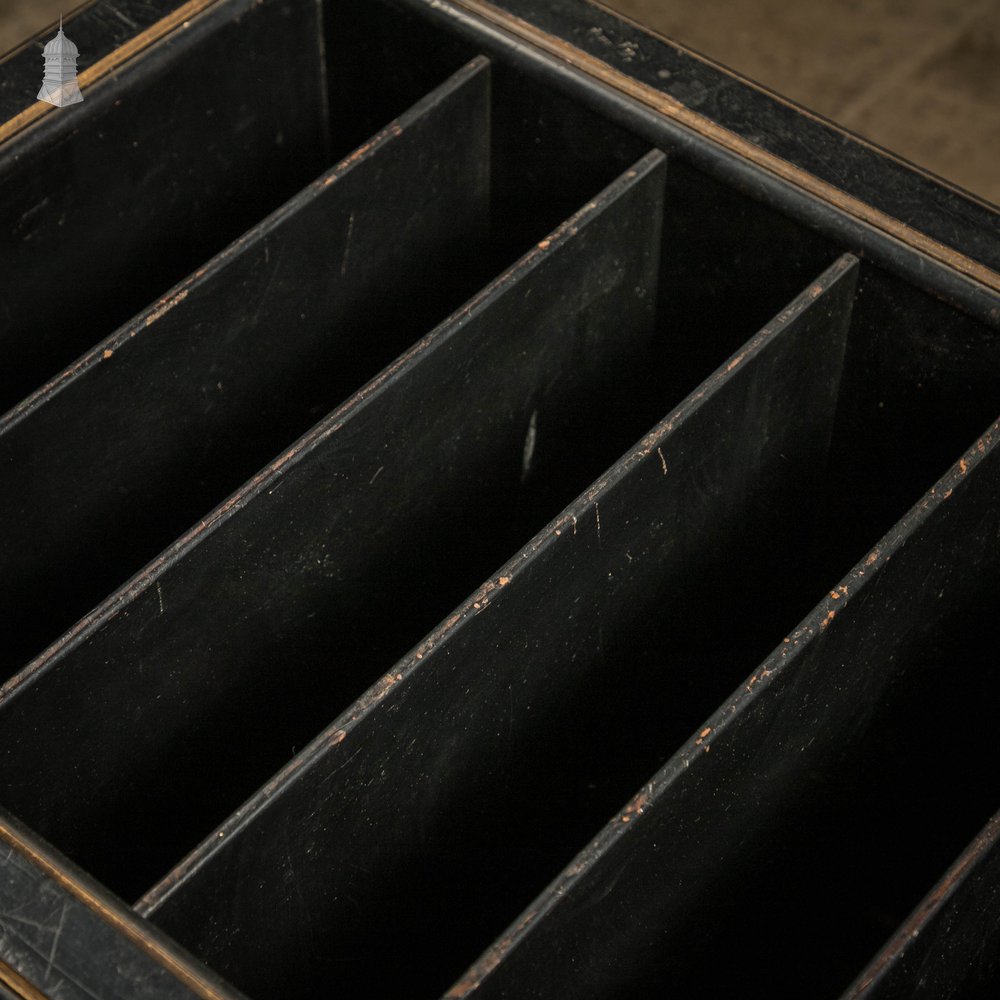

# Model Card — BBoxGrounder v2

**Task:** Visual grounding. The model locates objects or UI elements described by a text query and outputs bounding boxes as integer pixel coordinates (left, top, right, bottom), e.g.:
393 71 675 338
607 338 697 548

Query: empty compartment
139 260 1000 1000
0 56 492 673
0 0 646 412
134 256 858 998
1 0 997 998
0 0 331 410
0 150 669 902
443 423 1000 1000
323 0 846 370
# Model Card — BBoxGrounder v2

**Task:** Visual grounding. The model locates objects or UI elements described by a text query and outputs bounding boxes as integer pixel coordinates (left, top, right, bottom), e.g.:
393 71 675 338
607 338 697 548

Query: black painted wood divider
135 255 859 1000
440 421 1000 1000
0 0 998 996
0 0 330 412
844 809 1000 998
0 809 247 1000
0 147 666 905
0 55 491 674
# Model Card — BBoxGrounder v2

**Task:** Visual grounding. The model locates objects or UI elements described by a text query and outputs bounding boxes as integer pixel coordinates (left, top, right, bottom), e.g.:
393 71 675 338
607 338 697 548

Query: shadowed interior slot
440 424 1000 1000
135 256 860 1000
141 255 1000 1000
0 0 331 410
0 0 995 998
0 57 492 675
0 151 668 904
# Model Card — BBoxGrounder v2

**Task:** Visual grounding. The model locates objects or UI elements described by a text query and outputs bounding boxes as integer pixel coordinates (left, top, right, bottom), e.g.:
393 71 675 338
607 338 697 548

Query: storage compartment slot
1 0 654 414
0 1 997 997
0 0 330 411
0 56 491 673
445 423 1000 1000
324 0 844 363
136 257 858 1000
0 150 666 904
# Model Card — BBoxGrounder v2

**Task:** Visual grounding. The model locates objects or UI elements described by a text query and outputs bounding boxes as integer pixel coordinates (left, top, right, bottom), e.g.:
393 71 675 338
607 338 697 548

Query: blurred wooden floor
1 0 998 205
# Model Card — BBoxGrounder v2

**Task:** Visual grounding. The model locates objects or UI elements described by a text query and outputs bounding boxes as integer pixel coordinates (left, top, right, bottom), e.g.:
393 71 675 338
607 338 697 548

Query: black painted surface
845 811 1000 999
0 151 666 906
445 423 1000 1000
324 0 651 261
0 0 329 411
394 0 1000 328
0 810 247 1000
487 0 1000 273
0 0 997 996
139 257 858 999
0 56 492 676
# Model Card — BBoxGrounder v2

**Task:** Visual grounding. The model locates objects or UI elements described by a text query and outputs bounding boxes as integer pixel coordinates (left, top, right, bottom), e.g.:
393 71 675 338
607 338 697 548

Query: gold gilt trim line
447 0 1000 297
0 820 231 1000
0 0 226 147
0 960 51 1000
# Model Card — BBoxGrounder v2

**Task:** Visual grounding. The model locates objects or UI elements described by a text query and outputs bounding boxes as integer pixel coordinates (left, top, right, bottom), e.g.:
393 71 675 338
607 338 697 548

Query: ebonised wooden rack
0 0 998 997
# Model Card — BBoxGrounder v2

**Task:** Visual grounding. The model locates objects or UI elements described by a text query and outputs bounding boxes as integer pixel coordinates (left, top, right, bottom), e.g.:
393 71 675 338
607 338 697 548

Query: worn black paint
0 150 666 905
844 811 1000 999
0 810 246 1000
0 0 997 997
0 55 492 675
488 0 1000 276
393 0 1000 328
134 256 858 998
0 0 329 411
439 421 1000 1000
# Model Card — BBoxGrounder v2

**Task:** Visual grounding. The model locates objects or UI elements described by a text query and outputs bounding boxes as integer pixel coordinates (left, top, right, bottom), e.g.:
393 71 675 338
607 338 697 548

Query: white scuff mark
110 6 139 29
521 409 538 483
19 196 50 227
340 211 355 277
44 901 68 980
156 581 165 615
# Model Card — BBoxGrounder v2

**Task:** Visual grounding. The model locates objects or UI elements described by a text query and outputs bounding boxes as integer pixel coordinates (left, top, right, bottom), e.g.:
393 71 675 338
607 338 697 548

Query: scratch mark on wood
44 901 68 979
521 409 538 483
4 912 51 934
328 745 364 779
109 7 139 29
340 211 355 277
18 197 50 227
